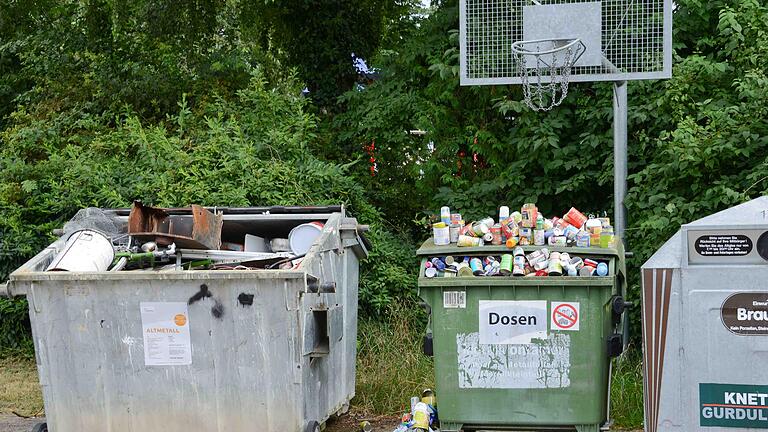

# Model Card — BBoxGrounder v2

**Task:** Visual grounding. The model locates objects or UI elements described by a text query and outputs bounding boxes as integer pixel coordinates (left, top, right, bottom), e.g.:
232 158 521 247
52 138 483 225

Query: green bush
0 70 419 354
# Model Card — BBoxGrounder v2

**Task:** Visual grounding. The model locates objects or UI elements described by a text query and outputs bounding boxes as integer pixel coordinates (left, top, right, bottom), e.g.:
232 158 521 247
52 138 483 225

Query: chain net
512 39 585 111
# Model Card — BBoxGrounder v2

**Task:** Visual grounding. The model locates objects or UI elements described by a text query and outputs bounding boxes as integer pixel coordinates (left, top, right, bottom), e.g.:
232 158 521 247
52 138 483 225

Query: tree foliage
0 0 417 353
329 0 768 337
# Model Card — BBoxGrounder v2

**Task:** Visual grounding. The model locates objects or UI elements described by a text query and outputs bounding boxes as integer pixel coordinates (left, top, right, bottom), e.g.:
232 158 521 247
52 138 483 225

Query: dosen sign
479 300 547 344
700 383 768 428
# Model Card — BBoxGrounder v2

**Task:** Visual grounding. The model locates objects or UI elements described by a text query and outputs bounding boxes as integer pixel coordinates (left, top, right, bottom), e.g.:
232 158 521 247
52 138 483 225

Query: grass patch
354 304 434 415
0 356 42 416
354 308 645 430
610 346 644 429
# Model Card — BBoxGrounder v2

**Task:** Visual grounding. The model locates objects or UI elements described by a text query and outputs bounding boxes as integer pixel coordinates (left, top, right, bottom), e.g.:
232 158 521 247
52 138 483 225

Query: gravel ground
0 415 640 432
0 415 44 432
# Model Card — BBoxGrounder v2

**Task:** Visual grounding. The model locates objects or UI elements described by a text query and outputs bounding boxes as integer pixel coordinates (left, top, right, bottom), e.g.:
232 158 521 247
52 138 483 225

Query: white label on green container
478 300 547 344
443 291 466 309
456 332 570 389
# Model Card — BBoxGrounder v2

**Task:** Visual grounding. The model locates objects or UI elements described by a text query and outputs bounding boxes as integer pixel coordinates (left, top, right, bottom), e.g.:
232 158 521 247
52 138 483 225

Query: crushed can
457 235 483 247
413 402 430 429
576 231 591 248
564 207 588 228
472 222 490 237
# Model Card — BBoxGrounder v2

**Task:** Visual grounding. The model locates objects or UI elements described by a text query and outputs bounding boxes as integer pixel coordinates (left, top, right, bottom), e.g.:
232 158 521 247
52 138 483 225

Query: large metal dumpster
5 205 368 432
417 241 627 432
642 196 768 432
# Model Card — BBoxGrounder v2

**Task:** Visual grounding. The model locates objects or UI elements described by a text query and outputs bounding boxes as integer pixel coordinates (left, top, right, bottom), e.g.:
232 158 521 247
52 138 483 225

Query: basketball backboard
459 0 673 85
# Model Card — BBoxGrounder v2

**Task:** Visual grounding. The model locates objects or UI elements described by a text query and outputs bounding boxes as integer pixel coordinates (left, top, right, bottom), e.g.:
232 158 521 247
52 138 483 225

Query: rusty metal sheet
128 202 223 249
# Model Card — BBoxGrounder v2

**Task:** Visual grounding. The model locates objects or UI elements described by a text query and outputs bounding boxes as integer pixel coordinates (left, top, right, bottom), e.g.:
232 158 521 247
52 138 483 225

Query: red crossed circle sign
553 303 578 329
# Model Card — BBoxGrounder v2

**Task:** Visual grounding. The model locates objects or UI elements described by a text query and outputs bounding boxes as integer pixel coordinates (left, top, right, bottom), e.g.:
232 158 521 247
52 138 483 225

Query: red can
490 224 503 245
563 207 588 228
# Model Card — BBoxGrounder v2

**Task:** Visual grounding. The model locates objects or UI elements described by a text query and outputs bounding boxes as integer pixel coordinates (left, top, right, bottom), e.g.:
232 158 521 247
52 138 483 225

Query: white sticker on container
479 300 547 344
140 302 192 366
551 302 580 331
456 332 570 389
443 291 466 309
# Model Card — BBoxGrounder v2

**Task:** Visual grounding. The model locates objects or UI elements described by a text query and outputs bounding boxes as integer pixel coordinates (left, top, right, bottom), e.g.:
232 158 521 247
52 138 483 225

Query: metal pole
613 81 630 351
613 81 628 243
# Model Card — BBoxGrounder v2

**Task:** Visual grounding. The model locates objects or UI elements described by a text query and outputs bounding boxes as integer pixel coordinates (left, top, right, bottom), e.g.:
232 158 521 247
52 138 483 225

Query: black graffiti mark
238 293 254 306
188 284 212 305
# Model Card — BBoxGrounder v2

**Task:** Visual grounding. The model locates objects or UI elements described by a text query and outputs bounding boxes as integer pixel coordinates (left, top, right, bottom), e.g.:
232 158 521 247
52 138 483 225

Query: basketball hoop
511 38 586 112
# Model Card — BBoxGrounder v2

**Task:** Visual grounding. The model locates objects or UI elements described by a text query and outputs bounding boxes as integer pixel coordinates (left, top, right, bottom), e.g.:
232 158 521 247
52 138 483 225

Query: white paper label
551 301 580 331
457 332 571 389
443 291 466 309
140 302 192 366
479 300 547 344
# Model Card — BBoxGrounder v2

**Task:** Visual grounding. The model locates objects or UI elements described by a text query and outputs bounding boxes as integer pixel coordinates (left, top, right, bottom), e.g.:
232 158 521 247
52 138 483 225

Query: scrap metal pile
46 202 323 273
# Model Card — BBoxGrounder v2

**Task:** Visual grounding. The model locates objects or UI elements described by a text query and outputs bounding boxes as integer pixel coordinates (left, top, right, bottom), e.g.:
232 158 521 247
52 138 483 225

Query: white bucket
47 230 115 272
289 222 325 255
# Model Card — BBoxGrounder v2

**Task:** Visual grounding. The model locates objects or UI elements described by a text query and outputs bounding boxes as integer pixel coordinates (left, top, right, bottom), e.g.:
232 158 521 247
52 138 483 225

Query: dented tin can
440 207 451 224
433 223 450 246
564 207 588 228
449 224 461 243
576 231 591 248
470 258 484 276
451 213 463 225
500 254 513 275
521 203 538 228
512 255 526 276
549 236 567 246
533 229 545 246
491 224 503 245
547 252 563 276
473 223 490 237
478 217 495 228
483 232 494 243
520 228 533 244
431 258 446 271
457 235 483 247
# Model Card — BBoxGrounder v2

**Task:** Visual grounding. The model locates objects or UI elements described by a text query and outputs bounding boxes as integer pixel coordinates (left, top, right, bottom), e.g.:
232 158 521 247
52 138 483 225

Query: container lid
289 222 324 255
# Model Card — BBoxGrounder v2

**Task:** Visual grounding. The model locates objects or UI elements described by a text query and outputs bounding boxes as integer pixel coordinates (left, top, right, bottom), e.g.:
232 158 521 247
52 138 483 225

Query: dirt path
325 414 400 432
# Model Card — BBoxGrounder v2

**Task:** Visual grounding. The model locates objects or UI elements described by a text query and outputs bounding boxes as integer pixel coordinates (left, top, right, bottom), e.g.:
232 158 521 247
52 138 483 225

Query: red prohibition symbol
553 303 578 329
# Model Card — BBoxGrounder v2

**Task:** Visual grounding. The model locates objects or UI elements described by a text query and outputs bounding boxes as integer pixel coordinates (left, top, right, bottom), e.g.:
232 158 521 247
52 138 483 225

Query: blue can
470 258 484 276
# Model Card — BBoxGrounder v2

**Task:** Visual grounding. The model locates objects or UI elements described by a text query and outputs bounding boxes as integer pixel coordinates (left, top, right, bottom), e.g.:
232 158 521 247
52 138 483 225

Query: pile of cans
432 204 614 248
424 247 609 278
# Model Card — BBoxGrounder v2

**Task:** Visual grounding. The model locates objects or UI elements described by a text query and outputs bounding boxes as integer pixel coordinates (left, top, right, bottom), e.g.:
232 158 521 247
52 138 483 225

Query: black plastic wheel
31 423 47 432
305 421 320 432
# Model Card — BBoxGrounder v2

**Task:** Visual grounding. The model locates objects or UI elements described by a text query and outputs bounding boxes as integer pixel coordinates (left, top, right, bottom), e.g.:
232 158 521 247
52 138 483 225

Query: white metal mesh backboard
460 0 672 85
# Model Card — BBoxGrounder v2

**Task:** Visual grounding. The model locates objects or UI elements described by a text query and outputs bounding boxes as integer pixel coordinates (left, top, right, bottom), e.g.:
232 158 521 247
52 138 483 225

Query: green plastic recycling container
417 241 626 432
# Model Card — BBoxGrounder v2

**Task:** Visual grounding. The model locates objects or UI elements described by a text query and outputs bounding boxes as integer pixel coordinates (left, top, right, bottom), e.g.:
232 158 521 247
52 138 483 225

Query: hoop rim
511 38 584 56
